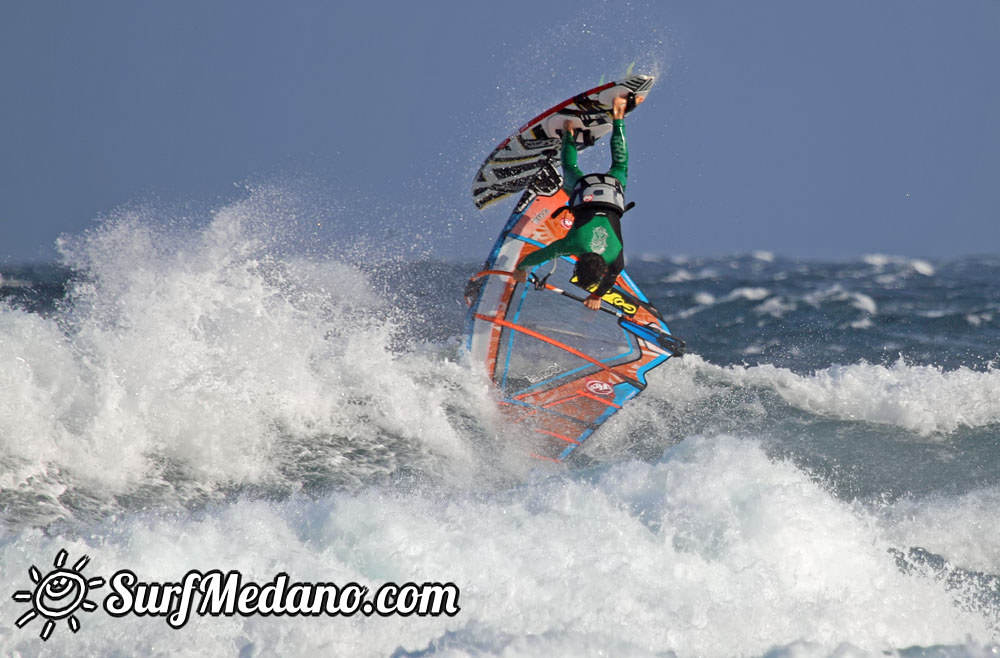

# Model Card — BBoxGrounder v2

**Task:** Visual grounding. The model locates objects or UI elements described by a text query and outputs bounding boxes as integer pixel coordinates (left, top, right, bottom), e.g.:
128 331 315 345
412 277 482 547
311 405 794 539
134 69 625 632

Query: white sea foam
863 254 936 279
721 287 770 302
662 268 693 283
760 360 1000 434
0 436 992 656
967 313 995 327
0 189 486 524
658 355 1000 436
671 281 885 326
881 486 1000 574
804 285 877 315
755 295 796 318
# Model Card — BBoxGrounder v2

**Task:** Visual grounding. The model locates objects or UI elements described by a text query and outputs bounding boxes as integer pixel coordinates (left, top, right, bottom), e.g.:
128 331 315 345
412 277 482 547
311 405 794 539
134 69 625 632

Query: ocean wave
0 436 992 656
0 190 489 527
656 355 1000 436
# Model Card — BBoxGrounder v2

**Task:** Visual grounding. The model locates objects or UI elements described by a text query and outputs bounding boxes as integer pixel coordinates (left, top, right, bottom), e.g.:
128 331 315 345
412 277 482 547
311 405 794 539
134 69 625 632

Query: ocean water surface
1 193 998 656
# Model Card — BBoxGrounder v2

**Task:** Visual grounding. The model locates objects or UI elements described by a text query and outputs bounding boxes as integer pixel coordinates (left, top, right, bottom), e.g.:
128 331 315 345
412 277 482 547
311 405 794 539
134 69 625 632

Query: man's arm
516 237 574 273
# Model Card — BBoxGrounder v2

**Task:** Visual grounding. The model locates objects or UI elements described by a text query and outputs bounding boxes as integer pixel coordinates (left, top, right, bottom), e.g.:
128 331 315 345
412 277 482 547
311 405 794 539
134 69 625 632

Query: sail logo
529 208 551 224
586 379 615 397
11 550 461 642
602 292 638 315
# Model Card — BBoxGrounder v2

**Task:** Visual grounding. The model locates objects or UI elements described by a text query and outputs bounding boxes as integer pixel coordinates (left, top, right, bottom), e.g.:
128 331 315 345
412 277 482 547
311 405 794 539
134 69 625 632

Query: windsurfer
512 94 640 310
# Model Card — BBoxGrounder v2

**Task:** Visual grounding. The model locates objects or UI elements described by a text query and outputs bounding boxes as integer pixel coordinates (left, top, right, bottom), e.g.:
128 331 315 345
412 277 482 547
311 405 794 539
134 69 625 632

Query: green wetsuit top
516 119 629 292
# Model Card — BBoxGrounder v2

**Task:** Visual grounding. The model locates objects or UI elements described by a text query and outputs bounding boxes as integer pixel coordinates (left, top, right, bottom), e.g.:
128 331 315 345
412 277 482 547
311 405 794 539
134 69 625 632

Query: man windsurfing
512 94 639 310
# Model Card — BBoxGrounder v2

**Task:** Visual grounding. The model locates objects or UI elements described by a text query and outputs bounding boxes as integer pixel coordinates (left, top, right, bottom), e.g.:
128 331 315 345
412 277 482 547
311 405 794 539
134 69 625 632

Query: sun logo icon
12 549 105 641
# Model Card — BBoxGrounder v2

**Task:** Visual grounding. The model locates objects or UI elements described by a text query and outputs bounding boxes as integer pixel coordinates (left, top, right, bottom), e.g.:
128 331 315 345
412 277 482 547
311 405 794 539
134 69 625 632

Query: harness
569 173 626 215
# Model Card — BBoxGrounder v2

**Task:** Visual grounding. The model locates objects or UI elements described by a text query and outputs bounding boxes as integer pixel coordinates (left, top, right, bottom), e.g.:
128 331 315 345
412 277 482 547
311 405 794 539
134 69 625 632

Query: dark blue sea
1 199 998 656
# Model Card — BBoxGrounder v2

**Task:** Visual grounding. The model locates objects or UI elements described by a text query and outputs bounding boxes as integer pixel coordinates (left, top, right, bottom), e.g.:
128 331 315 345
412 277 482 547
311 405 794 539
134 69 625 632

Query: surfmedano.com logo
12 549 461 642
13 549 105 641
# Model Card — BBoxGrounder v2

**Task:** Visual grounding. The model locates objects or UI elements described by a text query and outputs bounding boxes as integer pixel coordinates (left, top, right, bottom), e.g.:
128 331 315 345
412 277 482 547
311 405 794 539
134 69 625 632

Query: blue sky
2 1 998 263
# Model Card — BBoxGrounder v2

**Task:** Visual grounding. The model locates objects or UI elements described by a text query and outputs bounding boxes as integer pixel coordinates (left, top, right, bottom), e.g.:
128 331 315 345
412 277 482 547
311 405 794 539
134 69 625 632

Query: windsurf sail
465 163 684 462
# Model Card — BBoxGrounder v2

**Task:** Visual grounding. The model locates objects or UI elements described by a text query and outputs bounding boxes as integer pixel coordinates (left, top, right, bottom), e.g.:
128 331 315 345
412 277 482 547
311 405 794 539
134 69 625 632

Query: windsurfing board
472 74 655 210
